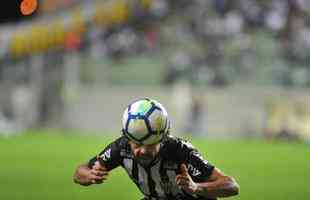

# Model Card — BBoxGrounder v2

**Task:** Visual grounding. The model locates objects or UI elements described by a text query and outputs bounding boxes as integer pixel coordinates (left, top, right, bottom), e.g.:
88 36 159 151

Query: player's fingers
90 169 108 176
96 170 108 176
180 163 188 175
96 174 109 180
176 176 190 185
175 175 188 182
175 174 187 179
91 171 105 176
96 156 108 169
90 174 108 181
176 177 189 185
93 161 107 171
175 176 185 184
178 178 189 185
175 175 181 184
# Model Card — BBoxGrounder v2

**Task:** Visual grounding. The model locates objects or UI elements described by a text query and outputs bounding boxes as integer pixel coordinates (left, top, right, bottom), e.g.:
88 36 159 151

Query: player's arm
176 164 239 198
73 137 124 186
194 167 239 198
73 161 108 186
175 140 239 198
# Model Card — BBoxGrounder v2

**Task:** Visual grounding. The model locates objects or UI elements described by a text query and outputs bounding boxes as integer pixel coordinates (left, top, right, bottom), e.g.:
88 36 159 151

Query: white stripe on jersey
138 164 150 195
166 170 183 196
123 158 133 177
150 161 165 197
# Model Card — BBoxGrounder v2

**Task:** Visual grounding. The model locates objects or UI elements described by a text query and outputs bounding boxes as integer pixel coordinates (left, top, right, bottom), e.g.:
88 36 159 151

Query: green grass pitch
0 130 309 200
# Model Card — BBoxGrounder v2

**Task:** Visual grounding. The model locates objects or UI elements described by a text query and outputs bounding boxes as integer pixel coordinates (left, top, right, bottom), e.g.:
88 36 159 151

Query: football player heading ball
73 98 239 200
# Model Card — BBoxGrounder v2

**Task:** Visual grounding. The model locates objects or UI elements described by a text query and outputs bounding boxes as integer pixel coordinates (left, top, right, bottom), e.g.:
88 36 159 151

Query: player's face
129 141 161 166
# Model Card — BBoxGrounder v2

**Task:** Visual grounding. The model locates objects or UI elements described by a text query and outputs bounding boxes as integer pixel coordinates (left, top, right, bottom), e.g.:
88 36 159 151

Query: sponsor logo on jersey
100 148 111 161
188 164 201 176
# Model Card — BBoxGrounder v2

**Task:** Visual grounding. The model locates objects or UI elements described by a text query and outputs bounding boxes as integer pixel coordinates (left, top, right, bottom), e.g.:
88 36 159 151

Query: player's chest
122 158 183 196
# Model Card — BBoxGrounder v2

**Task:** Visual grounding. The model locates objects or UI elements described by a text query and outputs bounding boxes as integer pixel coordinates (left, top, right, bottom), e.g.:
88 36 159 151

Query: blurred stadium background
0 0 310 200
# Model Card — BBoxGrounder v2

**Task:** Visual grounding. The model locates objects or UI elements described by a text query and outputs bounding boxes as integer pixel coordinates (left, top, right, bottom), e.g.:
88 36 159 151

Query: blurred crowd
164 0 310 87
1 0 310 140
0 0 162 133
2 0 310 86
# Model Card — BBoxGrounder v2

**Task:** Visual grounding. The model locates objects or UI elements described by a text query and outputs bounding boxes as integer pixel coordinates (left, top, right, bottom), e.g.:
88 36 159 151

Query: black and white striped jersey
88 135 216 200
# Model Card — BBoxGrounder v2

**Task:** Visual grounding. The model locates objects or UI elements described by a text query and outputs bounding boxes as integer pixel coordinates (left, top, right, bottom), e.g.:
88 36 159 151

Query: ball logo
20 0 38 16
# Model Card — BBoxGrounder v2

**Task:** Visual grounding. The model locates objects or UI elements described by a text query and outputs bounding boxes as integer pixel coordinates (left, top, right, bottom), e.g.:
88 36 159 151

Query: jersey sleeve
87 137 125 171
179 140 215 182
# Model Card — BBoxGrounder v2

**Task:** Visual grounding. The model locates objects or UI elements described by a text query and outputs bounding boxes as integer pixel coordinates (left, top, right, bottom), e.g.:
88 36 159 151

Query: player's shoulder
115 135 129 144
110 135 130 150
160 135 197 158
162 135 196 149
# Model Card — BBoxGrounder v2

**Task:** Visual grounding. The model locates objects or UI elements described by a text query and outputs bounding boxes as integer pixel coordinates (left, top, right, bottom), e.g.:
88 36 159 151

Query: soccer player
73 98 239 200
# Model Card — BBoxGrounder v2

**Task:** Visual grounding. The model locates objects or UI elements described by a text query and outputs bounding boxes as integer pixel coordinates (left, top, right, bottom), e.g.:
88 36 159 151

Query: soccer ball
122 98 170 145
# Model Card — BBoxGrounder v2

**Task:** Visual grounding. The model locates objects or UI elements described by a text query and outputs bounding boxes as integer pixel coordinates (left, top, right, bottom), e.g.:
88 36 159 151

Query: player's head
128 140 161 166
122 98 170 144
122 98 170 166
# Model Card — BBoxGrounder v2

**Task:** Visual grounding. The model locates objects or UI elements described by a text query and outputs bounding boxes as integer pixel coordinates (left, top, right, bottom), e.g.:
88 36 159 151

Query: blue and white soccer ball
122 98 170 145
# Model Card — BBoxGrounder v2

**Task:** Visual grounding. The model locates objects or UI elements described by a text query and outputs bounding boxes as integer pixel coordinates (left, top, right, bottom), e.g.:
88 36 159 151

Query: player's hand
175 163 198 194
90 157 109 184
